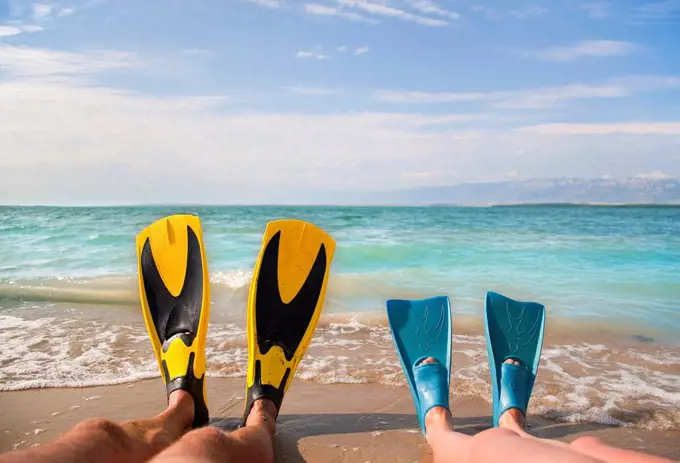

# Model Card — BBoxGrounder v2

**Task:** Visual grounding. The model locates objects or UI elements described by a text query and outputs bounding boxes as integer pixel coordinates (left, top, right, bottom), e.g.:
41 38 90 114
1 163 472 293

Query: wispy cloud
296 44 367 59
633 0 680 23
0 24 43 37
577 1 613 19
304 3 380 23
519 40 640 62
405 0 460 19
335 0 449 26
57 7 76 17
296 48 331 60
31 3 52 19
353 45 369 55
470 4 548 20
287 85 339 95
375 75 680 109
635 170 671 179
518 122 680 135
21 25 44 32
241 0 285 8
0 26 22 37
0 45 143 81
509 5 548 19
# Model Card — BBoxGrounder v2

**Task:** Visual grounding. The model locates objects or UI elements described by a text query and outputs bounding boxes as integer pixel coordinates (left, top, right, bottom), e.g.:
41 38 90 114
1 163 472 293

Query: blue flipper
386 296 452 434
484 291 546 427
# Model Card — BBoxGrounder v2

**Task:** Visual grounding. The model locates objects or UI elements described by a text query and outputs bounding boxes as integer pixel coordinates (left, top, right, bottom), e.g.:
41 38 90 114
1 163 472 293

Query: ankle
168 390 195 428
245 399 277 436
424 406 454 437
498 408 525 432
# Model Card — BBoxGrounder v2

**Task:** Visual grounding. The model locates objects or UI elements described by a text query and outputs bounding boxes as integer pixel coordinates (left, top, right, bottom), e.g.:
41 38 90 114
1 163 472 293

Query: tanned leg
150 398 277 463
0 390 194 463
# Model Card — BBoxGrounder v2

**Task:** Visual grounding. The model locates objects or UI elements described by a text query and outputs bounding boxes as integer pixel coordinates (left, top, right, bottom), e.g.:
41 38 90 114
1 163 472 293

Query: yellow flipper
242 219 336 424
136 214 210 428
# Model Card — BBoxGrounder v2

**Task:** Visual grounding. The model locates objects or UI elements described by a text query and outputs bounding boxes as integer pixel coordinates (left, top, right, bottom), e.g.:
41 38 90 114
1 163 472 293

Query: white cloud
21 25 44 32
304 3 379 23
353 45 369 55
577 1 613 19
509 5 549 18
519 122 680 135
470 4 548 20
58 7 76 17
633 0 680 23
241 0 285 8
520 40 639 62
296 49 331 60
0 25 43 37
470 5 499 19
32 3 52 19
287 85 338 95
634 170 670 179
0 26 22 37
0 45 143 81
336 45 348 52
375 75 680 109
336 0 449 26
405 0 460 19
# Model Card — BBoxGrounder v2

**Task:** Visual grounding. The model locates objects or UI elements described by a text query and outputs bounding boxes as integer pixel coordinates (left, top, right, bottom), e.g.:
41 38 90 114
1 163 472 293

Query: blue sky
0 0 679 204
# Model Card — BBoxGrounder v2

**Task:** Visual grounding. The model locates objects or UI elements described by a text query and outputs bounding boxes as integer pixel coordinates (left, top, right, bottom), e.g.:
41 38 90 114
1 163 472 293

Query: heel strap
413 360 450 434
496 362 530 427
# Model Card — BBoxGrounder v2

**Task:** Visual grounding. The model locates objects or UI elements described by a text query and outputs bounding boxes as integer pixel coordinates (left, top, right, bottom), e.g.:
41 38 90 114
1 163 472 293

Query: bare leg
150 398 277 463
420 357 603 463
498 359 675 463
0 390 194 463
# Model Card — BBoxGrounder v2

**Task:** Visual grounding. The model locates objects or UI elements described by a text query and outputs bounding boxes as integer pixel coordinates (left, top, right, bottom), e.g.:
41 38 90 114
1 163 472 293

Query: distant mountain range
362 178 680 205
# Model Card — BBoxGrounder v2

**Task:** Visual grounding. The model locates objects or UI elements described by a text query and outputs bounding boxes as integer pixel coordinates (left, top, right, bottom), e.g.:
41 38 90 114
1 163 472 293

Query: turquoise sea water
1 206 680 430
1 205 678 335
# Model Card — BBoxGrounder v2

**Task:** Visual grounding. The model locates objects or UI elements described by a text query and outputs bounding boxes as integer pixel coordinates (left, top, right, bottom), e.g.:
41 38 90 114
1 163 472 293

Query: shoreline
1 379 679 462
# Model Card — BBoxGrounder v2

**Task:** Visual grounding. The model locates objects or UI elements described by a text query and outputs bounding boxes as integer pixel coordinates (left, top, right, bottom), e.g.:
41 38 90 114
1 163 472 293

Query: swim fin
484 291 545 427
386 296 452 434
136 214 211 428
241 219 336 426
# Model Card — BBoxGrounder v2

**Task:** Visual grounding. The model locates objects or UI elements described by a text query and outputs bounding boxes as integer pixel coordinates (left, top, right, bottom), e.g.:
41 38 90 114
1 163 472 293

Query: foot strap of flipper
413 358 450 434
162 335 210 428
497 361 531 424
240 361 285 427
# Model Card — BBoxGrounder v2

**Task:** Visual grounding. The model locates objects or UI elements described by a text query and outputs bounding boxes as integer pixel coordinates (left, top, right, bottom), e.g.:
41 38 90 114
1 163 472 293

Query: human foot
419 357 454 437
244 399 278 437
497 359 527 433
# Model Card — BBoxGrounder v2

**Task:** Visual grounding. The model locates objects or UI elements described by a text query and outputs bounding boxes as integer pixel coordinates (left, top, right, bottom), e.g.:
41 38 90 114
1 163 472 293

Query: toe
417 357 438 366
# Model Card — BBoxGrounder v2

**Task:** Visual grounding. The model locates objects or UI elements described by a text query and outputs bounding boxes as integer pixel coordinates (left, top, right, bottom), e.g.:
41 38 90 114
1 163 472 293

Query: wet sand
1 378 679 462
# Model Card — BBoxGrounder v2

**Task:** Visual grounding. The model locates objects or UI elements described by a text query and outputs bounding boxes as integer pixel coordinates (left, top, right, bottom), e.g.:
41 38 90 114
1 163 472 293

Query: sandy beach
2 378 679 462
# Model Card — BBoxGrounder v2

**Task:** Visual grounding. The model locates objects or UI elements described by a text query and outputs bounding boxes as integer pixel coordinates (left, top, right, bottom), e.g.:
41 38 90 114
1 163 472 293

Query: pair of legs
422 358 675 463
0 393 278 463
